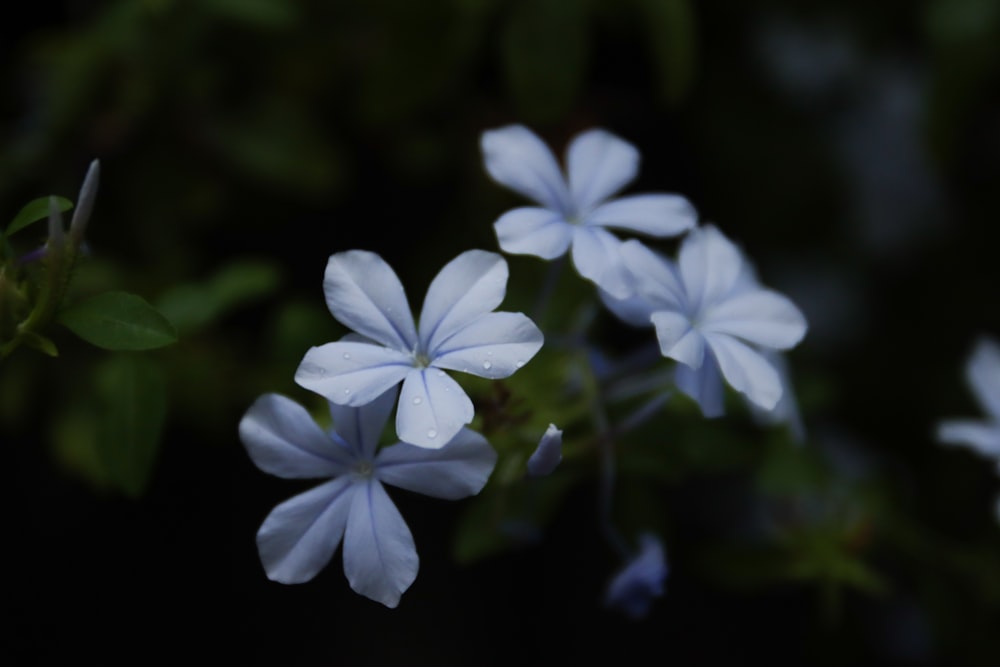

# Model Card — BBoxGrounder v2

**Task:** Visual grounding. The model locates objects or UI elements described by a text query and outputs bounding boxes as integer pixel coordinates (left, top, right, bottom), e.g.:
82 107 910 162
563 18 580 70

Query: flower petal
675 353 726 418
650 311 704 368
701 289 808 350
604 533 668 619
566 129 639 212
397 368 475 448
587 194 697 237
431 312 543 379
494 207 573 259
256 477 356 584
619 239 687 311
937 420 1000 458
678 225 745 313
419 250 508 352
571 226 632 299
526 424 563 476
240 393 353 478
329 387 398 460
749 350 806 442
481 125 572 213
323 250 418 351
375 427 497 499
704 332 783 411
296 342 412 407
967 337 1000 420
343 480 418 608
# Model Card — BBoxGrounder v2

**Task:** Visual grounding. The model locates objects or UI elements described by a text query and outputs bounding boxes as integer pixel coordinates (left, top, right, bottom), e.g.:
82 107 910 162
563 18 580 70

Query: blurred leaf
50 353 168 497
58 291 178 350
96 353 168 497
203 0 299 29
207 101 343 198
156 259 281 334
453 471 579 564
922 0 1000 162
5 196 73 237
21 331 59 357
501 0 590 123
633 0 697 106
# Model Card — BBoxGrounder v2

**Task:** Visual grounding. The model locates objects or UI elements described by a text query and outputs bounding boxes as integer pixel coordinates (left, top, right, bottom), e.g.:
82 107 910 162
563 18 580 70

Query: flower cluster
240 124 809 613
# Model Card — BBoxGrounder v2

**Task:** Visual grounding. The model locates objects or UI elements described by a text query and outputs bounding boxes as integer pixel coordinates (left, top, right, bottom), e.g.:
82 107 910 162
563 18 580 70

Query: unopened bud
69 159 100 245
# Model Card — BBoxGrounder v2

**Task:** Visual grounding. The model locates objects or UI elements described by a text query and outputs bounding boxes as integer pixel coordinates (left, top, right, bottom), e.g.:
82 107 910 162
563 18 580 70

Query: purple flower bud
527 423 563 476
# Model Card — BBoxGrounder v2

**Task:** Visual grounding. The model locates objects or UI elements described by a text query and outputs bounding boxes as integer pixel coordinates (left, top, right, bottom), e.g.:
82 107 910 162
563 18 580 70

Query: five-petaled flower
937 336 1000 461
296 249 544 448
614 225 807 413
604 533 668 619
481 124 697 298
239 388 497 608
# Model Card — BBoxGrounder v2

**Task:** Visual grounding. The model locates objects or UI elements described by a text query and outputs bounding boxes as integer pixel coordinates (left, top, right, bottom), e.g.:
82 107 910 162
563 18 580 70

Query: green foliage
57 290 178 351
632 0 696 106
5 196 73 238
501 0 590 124
53 353 168 497
155 259 281 335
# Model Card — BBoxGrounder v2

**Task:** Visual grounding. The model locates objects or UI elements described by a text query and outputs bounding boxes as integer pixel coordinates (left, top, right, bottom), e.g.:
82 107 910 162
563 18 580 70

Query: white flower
296 249 543 448
239 389 497 608
937 336 1000 458
616 226 808 412
526 423 563 476
481 124 697 298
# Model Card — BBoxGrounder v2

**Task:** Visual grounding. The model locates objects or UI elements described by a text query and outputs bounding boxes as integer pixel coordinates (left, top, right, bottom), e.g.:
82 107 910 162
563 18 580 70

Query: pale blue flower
615 226 808 413
937 336 1000 459
605 533 668 619
526 423 563 476
481 124 697 298
295 249 544 448
239 389 497 608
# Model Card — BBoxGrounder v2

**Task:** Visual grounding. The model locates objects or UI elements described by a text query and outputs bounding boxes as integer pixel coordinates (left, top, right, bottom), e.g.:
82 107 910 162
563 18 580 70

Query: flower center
412 346 431 368
354 460 374 479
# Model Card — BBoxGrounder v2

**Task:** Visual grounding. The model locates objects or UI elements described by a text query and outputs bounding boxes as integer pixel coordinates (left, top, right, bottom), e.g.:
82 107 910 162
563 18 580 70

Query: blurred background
3 0 999 663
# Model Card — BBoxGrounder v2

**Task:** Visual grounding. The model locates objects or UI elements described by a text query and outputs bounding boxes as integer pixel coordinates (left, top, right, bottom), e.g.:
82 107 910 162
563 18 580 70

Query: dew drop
412 397 423 405
516 360 525 368
482 361 493 370
436 370 446 377
427 429 437 439
343 389 351 395
343 352 352 360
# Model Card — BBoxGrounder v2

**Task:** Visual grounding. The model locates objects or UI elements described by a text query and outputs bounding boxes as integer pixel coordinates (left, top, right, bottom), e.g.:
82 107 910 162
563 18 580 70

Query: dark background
3 1 1000 664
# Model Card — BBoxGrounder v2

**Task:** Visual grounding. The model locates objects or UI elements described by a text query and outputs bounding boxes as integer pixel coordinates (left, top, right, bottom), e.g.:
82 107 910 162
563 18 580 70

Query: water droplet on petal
483 361 492 370
343 352 352 360
343 389 351 395
427 429 437 439
516 360 525 368
436 370 446 377
412 397 422 405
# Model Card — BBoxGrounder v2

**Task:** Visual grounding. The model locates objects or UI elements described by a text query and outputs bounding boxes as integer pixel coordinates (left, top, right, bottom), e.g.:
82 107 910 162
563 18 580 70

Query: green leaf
21 331 59 357
57 291 178 350
96 354 168 497
501 0 590 124
156 259 281 334
6 196 74 238
634 0 697 106
453 472 579 564
50 354 169 498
